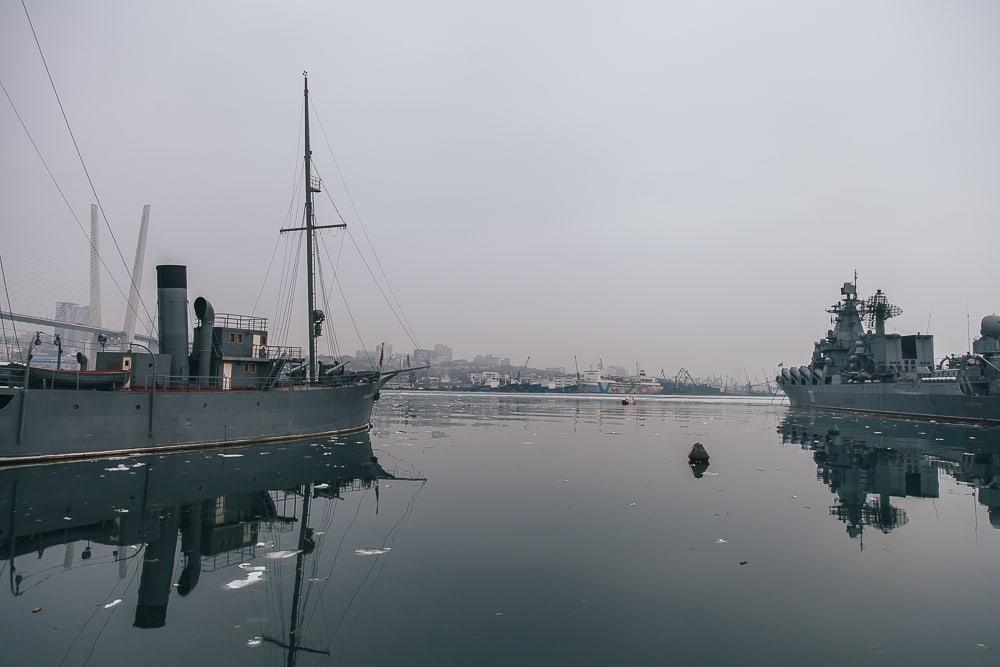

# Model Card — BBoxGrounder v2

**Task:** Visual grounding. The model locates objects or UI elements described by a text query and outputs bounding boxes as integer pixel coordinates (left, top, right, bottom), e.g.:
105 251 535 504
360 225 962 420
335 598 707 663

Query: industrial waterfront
2 392 998 665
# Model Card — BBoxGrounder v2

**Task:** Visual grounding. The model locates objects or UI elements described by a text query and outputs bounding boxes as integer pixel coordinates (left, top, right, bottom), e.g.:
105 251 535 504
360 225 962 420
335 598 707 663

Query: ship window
244 363 256 373
230 333 244 344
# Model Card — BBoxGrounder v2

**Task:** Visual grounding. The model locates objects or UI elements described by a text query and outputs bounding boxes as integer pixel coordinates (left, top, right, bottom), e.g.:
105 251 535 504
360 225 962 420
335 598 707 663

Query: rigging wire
20 0 156 335
315 237 341 359
310 164 425 361
251 106 305 316
318 233 373 369
309 99 419 340
0 251 20 359
345 228 429 364
0 77 153 338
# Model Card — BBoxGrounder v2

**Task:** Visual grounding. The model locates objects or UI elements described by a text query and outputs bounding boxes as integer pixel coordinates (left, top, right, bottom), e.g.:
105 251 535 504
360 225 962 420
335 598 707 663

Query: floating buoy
688 442 710 463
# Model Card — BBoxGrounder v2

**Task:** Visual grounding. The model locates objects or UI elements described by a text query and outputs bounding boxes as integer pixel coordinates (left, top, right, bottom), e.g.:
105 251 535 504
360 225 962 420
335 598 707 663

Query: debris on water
238 563 266 572
716 538 728 544
131 462 146 468
495 611 504 616
32 607 42 614
104 465 131 472
307 576 329 582
247 636 263 647
218 453 244 458
629 502 638 507
226 571 264 589
265 550 303 560
688 442 710 463
739 561 748 566
313 483 330 490
256 541 275 549
354 547 392 556
102 599 123 609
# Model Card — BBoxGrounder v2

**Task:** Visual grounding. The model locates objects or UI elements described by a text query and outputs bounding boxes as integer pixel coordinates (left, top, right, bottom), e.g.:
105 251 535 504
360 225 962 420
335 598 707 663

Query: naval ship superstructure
777 280 1000 425
0 75 414 463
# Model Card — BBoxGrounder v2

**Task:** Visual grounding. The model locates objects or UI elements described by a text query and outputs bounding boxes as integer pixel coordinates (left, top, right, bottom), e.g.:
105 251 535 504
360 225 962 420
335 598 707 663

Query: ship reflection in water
0 432 424 664
779 411 1000 539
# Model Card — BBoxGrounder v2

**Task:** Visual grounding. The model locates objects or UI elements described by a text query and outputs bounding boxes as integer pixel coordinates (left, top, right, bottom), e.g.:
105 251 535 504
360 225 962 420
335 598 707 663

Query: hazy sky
2 1 998 380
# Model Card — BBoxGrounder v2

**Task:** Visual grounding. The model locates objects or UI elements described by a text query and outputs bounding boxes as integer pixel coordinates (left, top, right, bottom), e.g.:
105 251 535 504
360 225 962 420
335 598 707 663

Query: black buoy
688 442 710 463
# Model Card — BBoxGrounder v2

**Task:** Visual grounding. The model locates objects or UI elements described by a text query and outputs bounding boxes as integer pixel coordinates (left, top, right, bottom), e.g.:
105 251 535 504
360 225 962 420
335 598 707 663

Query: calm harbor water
1 392 998 665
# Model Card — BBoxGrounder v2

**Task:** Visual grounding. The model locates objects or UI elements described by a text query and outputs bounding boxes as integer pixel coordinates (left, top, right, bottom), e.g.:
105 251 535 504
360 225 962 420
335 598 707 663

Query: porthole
135 404 141 410
203 402 208 408
73 403 80 410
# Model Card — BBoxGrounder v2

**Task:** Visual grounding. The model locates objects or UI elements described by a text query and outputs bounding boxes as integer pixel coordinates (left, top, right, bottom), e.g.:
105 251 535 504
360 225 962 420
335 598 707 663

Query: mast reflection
0 432 408 656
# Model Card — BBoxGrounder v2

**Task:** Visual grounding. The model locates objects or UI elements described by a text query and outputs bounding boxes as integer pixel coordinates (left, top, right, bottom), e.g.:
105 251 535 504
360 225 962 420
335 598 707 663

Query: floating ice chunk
218 453 244 458
102 599 123 609
131 462 146 468
314 483 330 490
238 563 266 572
226 571 264 589
256 541 275 549
354 547 391 556
247 636 263 647
716 538 728 544
104 465 131 472
265 550 303 560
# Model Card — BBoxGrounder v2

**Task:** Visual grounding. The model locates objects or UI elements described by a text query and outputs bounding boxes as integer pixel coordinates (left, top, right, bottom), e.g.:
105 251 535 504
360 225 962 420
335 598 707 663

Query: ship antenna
281 72 346 382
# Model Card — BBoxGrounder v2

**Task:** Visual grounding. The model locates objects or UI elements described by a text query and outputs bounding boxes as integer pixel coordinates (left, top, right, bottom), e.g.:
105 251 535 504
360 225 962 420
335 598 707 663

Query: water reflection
779 410 1000 540
0 432 418 663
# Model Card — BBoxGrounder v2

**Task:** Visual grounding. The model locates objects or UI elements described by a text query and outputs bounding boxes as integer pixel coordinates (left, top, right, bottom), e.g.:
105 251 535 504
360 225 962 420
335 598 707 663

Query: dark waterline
1 393 998 665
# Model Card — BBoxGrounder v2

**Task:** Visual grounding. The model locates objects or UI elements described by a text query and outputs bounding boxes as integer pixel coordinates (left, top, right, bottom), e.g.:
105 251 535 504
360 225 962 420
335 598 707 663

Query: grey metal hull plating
0 383 378 463
782 382 1000 425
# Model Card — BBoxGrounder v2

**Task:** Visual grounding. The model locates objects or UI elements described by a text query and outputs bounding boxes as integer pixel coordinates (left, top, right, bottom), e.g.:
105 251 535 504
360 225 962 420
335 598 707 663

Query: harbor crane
516 355 531 383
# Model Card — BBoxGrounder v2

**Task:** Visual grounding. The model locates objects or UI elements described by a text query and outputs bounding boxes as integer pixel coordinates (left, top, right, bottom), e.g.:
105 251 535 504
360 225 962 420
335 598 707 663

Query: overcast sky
2 0 998 380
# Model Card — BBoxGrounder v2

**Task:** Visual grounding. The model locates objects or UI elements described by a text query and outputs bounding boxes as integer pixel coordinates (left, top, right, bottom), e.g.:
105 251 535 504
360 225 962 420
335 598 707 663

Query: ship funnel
156 265 190 381
193 296 215 386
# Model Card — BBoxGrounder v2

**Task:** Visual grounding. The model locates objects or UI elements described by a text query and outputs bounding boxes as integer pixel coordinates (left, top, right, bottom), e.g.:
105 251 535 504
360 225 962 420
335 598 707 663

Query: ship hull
782 382 1000 425
0 382 378 464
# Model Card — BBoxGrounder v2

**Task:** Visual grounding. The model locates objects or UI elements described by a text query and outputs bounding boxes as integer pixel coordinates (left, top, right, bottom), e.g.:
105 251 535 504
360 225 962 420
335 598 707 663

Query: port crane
516 355 531 383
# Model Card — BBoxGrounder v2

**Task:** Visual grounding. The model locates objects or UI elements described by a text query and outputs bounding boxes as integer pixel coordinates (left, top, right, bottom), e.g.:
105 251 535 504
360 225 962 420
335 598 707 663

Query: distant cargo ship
777 280 1000 425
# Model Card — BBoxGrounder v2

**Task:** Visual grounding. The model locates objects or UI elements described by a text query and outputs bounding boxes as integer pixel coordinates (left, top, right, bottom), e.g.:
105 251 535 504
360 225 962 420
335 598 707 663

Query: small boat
1 363 130 390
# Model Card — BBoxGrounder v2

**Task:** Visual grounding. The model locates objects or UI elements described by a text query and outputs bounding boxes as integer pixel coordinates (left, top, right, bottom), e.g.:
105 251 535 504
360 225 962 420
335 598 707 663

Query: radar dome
982 315 1000 338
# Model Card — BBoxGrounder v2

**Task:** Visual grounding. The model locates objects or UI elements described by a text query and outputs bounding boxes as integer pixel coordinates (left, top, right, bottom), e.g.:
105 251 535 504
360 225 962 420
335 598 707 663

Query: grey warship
777 279 1000 425
0 75 412 463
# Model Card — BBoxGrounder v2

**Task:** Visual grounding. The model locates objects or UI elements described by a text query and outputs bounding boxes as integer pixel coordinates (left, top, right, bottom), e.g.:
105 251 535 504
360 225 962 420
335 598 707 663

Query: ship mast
281 73 346 382
303 74 317 382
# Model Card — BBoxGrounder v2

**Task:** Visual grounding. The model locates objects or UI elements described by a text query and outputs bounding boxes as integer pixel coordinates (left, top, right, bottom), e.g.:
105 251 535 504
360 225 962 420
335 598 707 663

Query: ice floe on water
265 550 303 560
255 541 275 549
104 465 131 472
238 563 266 572
226 571 264 589
102 599 123 609
218 453 244 458
354 547 392 556
313 483 330 490
246 636 263 647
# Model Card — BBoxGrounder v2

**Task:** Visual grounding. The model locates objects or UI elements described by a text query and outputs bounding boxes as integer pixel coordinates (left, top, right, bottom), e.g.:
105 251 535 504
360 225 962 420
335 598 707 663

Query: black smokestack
156 265 189 381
